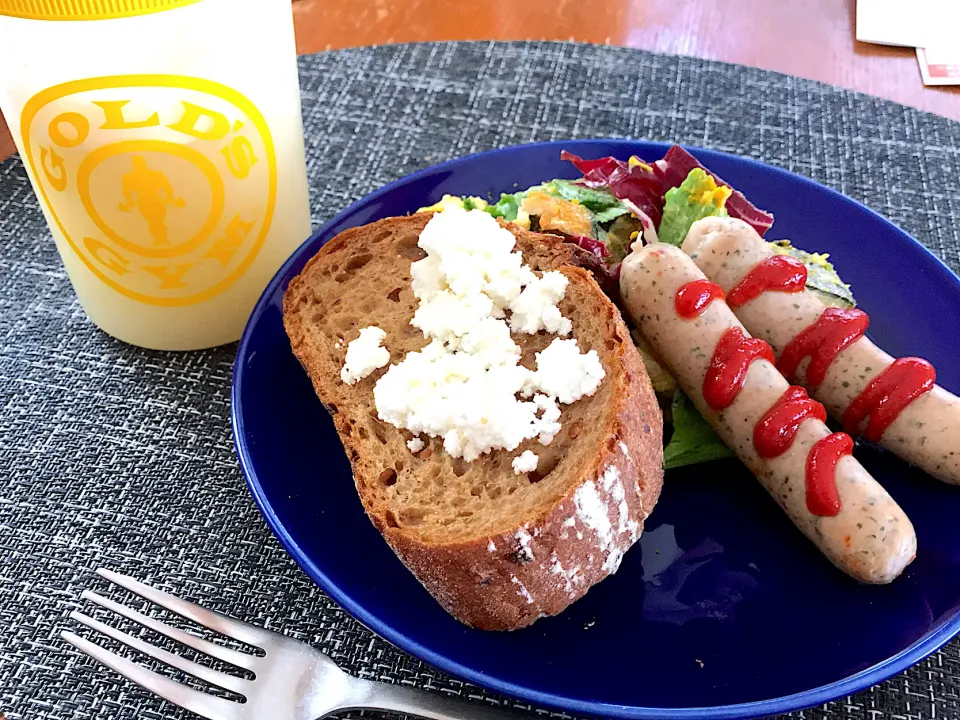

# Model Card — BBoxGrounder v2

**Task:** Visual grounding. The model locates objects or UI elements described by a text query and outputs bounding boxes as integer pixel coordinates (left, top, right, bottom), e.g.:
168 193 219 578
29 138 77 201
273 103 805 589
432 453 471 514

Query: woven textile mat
2 41 959 720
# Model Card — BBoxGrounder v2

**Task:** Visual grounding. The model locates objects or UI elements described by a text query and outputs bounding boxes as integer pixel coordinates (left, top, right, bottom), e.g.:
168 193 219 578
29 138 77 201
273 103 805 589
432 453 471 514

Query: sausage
683 216 960 485
620 243 916 583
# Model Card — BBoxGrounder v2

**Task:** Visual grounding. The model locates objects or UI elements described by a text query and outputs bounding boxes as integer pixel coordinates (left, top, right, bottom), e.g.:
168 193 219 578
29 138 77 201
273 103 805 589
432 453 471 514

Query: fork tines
63 569 266 720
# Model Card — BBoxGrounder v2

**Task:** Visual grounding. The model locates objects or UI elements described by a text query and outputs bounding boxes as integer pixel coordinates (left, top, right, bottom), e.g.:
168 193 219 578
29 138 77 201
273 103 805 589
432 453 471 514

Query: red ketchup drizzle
681 280 845 516
843 357 937 441
777 308 869 388
805 433 851 517
754 386 827 459
727 255 807 308
675 279 725 318
703 328 775 410
697 254 940 517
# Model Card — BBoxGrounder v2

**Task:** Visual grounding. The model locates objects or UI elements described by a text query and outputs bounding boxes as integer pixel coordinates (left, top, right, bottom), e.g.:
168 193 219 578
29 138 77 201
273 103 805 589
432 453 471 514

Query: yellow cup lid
0 0 199 20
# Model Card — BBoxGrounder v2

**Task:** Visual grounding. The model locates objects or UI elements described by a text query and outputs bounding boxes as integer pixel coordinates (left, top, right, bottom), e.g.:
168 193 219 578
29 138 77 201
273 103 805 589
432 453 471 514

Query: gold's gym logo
21 75 277 306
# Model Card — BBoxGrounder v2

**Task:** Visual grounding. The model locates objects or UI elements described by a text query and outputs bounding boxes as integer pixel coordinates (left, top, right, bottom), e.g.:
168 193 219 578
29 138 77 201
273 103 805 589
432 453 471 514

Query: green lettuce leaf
484 179 634 256
769 240 856 308
658 168 731 246
485 193 522 221
663 390 735 470
540 178 623 212
483 178 634 234
593 205 631 224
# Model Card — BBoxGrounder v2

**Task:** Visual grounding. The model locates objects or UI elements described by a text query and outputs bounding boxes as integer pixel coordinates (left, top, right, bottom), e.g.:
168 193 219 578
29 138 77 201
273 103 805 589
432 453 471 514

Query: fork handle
341 677 535 720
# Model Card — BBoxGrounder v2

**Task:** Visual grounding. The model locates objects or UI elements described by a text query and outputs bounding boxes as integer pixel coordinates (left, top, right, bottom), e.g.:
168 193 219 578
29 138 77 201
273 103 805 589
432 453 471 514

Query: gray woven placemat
2 41 960 720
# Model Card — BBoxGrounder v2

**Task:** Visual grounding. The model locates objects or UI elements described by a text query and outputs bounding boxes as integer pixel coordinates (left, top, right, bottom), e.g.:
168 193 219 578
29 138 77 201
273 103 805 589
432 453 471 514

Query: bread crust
283 213 663 630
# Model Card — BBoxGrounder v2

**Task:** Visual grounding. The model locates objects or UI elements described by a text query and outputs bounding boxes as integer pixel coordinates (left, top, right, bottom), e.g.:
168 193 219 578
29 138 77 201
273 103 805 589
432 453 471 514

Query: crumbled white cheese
509 271 572 335
531 338 605 404
411 289 495 343
340 326 390 385
374 348 543 461
373 208 605 461
455 317 521 370
407 437 425 453
532 393 562 445
512 450 539 474
413 207 533 311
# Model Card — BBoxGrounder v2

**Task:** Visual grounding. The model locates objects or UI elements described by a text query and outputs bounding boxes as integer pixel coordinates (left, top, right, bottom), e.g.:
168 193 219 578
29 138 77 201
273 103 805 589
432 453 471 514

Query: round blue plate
232 140 960 719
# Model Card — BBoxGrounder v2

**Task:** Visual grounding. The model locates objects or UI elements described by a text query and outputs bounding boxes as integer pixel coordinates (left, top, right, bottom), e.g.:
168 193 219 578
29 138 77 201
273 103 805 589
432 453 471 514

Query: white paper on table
917 47 960 86
857 0 960 47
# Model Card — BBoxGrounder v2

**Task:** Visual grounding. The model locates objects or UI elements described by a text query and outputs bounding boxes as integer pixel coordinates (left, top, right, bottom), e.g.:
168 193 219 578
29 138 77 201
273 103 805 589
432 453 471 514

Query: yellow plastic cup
0 0 312 349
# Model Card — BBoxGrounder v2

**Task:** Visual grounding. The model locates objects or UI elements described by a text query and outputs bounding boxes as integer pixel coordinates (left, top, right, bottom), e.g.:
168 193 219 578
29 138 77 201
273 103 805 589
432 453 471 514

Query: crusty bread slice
283 213 663 630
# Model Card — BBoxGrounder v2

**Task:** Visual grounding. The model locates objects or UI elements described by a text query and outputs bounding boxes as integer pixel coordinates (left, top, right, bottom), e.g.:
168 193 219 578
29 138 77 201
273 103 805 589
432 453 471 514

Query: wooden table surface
2 0 958 163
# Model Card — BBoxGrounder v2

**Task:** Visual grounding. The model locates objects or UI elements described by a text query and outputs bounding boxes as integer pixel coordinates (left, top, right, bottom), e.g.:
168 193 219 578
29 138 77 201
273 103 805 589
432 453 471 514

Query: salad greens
485 180 630 228
657 145 775 235
461 196 486 211
485 193 523 221
663 391 735 470
658 168 731 246
482 180 640 263
593 205 632 225
560 150 665 228
769 240 855 308
421 145 858 471
538 179 625 213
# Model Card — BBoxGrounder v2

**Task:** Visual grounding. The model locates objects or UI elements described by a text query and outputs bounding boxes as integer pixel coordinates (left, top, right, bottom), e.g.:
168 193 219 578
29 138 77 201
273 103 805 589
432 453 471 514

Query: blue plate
232 140 960 719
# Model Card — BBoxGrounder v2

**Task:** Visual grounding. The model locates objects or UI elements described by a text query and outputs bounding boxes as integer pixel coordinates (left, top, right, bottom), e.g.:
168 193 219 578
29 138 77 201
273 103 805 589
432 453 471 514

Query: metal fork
63 569 533 720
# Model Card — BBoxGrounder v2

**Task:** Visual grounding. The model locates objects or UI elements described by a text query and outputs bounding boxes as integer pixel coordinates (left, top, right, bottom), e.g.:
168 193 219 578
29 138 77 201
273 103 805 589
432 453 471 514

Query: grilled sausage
620 243 916 583
684 216 960 485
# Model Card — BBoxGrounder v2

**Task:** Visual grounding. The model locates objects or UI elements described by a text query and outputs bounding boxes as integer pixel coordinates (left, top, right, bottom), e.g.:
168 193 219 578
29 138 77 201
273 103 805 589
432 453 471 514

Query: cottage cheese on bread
368 208 604 461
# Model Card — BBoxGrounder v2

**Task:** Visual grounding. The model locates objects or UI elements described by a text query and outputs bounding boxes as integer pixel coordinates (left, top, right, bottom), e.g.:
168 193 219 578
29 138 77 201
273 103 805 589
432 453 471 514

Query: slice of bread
283 213 663 630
